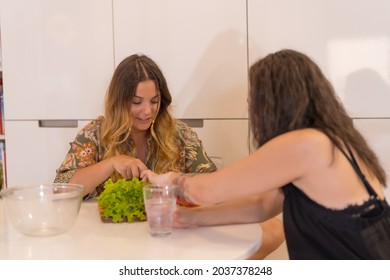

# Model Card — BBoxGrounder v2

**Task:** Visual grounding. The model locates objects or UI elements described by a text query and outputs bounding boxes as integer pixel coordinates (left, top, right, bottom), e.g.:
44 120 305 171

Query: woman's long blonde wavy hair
248 49 386 186
100 54 179 180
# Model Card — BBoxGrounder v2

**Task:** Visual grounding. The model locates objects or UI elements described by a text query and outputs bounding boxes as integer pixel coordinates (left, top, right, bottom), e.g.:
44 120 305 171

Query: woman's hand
140 170 179 185
111 155 148 179
173 205 199 228
140 170 158 183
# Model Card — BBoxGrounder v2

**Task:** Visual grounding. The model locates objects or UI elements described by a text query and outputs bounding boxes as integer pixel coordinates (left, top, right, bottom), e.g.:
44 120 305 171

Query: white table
0 200 262 260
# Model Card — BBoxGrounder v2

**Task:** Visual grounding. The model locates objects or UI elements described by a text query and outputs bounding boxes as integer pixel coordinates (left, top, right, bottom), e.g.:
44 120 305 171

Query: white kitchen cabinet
113 0 248 119
353 119 390 200
5 119 250 186
248 0 390 118
2 0 389 199
191 119 250 168
0 0 113 186
4 120 91 186
0 0 114 120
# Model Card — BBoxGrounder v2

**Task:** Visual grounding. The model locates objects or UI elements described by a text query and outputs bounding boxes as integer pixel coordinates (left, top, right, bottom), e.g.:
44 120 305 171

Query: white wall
1 0 390 200
0 0 250 186
0 0 113 186
112 0 250 167
248 0 390 198
353 119 390 199
248 0 390 118
1 0 114 120
113 0 248 119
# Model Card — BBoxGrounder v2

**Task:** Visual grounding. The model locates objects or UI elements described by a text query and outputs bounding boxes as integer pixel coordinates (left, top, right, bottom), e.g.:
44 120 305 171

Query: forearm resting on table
190 191 283 227
69 159 114 195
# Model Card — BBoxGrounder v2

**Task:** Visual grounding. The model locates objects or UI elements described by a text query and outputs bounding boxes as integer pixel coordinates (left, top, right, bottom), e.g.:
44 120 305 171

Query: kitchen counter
0 199 262 260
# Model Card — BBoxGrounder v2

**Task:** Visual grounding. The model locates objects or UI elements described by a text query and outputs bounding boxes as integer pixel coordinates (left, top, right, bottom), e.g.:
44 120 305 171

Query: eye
151 97 160 104
132 97 142 105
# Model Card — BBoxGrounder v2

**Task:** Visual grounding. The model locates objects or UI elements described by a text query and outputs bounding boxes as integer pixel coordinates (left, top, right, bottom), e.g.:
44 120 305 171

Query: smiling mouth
138 118 151 122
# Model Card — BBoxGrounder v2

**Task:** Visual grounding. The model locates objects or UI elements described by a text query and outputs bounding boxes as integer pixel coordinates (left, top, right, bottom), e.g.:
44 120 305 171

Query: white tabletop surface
0 199 262 260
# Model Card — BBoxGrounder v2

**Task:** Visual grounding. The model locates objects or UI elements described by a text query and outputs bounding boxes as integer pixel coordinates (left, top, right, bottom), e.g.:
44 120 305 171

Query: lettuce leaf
97 178 148 223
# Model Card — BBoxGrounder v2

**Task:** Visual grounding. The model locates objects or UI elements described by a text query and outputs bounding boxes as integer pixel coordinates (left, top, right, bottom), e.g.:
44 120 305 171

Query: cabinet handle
38 120 78 128
179 119 204 128
38 119 203 128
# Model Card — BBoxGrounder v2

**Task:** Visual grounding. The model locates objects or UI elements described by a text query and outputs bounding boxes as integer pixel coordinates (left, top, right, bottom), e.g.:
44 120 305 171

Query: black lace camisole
282 146 390 259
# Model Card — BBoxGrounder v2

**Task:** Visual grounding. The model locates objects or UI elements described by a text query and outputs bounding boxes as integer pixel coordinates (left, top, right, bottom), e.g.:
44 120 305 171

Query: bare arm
173 189 284 228
141 129 334 206
183 130 334 206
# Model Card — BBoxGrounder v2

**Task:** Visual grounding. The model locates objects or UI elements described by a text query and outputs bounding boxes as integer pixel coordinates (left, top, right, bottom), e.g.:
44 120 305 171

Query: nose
141 102 153 115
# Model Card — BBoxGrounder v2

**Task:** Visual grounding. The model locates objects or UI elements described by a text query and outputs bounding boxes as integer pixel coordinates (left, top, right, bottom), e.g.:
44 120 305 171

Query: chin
134 122 152 131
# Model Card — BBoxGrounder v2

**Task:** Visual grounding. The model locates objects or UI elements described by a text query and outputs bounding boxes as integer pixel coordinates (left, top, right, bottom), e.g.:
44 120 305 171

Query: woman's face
130 80 160 133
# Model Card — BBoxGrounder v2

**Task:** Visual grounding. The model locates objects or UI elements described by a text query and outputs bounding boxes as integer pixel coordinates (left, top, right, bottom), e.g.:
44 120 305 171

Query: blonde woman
54 54 216 199
55 53 283 259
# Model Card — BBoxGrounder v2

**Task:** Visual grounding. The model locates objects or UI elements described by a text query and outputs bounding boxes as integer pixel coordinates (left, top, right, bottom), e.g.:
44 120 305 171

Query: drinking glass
143 184 177 237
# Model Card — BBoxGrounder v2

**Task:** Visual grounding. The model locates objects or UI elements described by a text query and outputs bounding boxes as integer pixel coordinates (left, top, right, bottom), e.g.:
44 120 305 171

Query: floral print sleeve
175 120 217 174
54 117 104 184
175 120 217 207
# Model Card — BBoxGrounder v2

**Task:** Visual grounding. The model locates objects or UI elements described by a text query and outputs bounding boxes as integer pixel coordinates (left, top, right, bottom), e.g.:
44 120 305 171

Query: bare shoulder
273 129 332 153
284 128 328 142
266 129 335 171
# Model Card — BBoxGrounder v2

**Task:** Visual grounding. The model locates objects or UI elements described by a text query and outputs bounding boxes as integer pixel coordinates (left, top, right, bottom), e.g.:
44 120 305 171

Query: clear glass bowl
0 184 84 237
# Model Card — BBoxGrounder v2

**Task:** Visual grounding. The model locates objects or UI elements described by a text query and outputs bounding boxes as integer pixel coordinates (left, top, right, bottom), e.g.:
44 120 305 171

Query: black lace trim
284 184 388 230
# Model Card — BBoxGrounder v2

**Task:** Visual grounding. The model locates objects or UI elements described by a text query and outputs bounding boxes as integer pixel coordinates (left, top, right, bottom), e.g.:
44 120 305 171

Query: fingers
172 206 198 228
140 170 158 182
125 161 147 179
113 156 149 180
172 211 189 228
140 170 150 182
129 165 140 179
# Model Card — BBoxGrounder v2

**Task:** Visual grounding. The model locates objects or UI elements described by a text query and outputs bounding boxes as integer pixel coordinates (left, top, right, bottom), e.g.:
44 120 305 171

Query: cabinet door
353 119 390 200
113 0 248 119
0 0 114 120
248 0 390 118
191 119 249 167
4 120 91 186
5 119 250 186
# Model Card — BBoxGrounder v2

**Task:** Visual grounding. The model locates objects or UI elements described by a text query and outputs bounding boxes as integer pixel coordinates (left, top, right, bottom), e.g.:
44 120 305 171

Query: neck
130 130 148 144
130 130 149 162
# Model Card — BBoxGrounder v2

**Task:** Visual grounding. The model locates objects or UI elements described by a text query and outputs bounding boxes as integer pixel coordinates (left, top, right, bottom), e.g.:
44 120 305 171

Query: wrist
174 173 196 206
168 171 181 184
108 156 117 172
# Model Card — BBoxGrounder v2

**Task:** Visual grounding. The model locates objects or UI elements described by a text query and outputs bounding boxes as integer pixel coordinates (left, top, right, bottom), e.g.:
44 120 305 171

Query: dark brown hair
249 49 386 185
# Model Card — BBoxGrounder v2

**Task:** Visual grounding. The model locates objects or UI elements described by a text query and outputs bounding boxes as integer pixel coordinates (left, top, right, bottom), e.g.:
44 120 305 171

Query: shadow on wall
345 68 390 198
344 68 390 118
175 29 248 119
174 30 250 166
